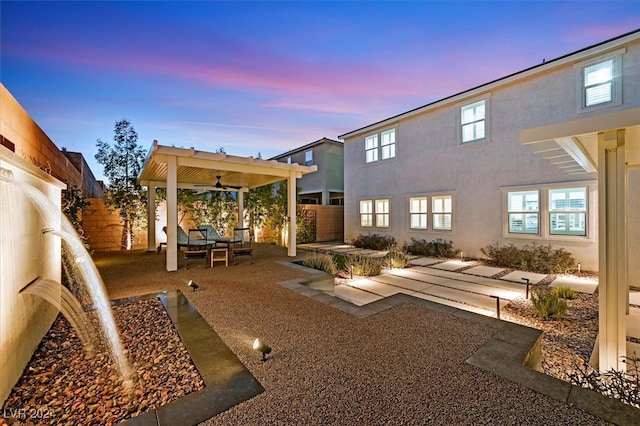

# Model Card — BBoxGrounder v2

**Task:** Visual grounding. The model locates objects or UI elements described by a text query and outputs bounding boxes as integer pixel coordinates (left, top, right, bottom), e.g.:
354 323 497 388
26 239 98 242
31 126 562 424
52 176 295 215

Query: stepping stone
464 265 505 277
334 284 383 306
347 278 405 297
500 270 547 284
410 257 443 266
409 293 497 317
429 260 474 271
372 274 435 292
549 275 598 294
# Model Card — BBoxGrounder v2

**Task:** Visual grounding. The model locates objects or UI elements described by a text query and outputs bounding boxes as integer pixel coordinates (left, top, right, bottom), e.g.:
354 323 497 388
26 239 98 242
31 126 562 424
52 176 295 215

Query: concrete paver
464 265 506 277
429 260 475 271
549 275 598 294
410 257 443 266
334 284 383 306
371 274 435 292
347 278 408 297
501 270 547 284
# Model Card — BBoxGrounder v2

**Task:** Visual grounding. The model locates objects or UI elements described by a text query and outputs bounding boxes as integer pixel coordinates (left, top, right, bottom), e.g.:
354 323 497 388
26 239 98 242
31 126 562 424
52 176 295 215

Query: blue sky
2 1 639 182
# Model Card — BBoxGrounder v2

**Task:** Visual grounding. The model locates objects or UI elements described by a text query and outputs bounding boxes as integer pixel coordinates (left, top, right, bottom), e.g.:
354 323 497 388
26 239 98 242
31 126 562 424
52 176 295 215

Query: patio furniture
184 228 209 269
198 224 233 245
210 246 229 267
231 228 253 265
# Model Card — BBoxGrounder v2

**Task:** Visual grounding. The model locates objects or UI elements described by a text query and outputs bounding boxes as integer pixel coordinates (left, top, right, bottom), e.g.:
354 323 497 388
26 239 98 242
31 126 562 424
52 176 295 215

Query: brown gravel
2 246 611 425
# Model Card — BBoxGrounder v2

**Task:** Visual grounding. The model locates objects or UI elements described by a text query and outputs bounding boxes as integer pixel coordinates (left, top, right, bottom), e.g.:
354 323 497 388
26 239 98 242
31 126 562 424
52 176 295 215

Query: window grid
584 60 613 107
507 190 539 234
305 149 313 166
409 197 428 229
375 199 390 228
549 188 587 236
380 129 396 160
432 196 452 230
360 200 373 227
365 129 395 163
461 100 486 143
365 135 378 163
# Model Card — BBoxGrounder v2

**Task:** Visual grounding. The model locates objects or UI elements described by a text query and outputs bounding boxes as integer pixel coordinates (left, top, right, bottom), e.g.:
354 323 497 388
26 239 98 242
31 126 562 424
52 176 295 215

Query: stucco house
339 30 640 370
270 137 344 205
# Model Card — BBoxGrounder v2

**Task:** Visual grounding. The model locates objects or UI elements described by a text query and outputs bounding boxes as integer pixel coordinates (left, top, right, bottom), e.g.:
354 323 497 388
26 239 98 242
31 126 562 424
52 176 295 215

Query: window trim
548 187 587 236
304 149 313 166
457 95 490 145
360 199 373 227
359 197 392 229
507 190 540 235
575 48 624 114
375 199 390 228
409 196 428 230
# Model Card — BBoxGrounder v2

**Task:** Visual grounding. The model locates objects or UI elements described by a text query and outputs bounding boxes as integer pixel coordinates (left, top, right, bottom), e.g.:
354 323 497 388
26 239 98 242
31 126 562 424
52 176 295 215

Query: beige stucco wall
0 147 63 405
343 37 640 272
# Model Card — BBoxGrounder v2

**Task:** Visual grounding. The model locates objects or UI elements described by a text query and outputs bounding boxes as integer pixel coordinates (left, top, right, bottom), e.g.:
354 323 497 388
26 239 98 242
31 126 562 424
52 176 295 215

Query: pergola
520 107 640 371
138 141 317 271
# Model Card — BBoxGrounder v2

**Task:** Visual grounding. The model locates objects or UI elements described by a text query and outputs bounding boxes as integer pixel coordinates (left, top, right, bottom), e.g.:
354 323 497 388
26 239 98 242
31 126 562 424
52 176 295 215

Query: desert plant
403 238 460 258
481 242 576 274
345 253 383 277
552 286 577 300
569 354 639 408
352 234 396 250
299 252 337 275
530 288 567 319
385 246 411 269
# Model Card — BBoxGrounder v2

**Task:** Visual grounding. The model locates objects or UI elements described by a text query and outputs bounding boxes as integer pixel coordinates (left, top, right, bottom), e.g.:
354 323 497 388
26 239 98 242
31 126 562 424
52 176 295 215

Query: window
365 135 378 163
375 199 390 227
549 188 586 236
286 156 291 164
409 197 428 229
461 100 486 143
584 59 613 107
364 128 396 163
507 190 539 234
380 129 396 160
432 196 452 230
305 149 313 166
360 200 373 227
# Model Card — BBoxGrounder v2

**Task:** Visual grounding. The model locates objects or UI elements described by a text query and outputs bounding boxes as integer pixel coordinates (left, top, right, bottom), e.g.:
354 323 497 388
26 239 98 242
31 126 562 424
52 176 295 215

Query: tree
95 119 147 250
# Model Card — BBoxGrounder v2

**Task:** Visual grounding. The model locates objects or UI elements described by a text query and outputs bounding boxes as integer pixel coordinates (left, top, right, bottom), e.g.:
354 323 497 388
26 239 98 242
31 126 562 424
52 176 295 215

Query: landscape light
253 338 272 362
187 280 199 291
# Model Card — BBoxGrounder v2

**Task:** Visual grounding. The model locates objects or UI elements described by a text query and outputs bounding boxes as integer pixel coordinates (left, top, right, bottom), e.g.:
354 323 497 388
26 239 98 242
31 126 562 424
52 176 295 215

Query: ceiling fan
214 175 242 190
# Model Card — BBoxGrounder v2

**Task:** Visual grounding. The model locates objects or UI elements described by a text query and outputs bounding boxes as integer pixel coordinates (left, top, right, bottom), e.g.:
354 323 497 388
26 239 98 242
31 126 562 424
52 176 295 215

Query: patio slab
464 265 506 277
549 276 599 294
429 260 474 271
410 257 443 266
334 284 383 306
500 270 547 284
347 278 406 297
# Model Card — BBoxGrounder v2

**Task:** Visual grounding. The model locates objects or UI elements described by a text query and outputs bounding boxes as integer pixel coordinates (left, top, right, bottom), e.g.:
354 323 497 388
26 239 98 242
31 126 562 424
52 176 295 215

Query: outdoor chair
184 228 209 269
199 224 233 245
231 227 253 265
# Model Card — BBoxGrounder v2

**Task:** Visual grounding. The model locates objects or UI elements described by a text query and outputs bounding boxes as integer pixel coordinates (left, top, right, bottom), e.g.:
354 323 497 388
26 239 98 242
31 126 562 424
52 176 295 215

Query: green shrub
352 234 396 250
569 353 639 409
299 252 337 275
403 238 459 258
481 242 576 274
552 286 577 300
530 288 567 319
345 253 383 277
385 247 411 269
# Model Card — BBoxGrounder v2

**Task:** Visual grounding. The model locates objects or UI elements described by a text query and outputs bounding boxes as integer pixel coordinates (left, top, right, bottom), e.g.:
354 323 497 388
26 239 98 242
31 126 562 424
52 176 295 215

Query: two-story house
339 29 640 370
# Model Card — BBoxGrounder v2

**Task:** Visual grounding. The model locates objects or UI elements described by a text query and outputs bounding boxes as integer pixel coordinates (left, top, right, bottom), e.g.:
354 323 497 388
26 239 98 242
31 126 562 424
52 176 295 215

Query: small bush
403 238 460 258
569 353 640 408
385 247 411 269
299 252 337 275
481 242 576 274
345 253 383 277
530 288 567 319
552 286 577 300
352 234 396 250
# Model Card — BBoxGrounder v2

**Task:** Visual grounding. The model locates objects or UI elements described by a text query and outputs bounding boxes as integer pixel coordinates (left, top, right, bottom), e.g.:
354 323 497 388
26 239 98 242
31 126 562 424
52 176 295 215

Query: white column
166 156 178 271
237 189 245 228
288 172 297 256
597 129 627 371
146 184 156 252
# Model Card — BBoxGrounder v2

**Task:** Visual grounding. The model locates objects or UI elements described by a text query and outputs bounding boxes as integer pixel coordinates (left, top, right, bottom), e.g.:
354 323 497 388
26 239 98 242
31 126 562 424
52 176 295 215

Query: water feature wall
0 146 65 405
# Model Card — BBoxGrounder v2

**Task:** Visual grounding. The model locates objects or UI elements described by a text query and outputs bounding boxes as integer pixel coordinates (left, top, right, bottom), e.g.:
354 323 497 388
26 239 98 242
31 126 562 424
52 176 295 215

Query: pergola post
237 189 245 228
287 171 296 257
146 183 156 252
166 155 178 272
597 129 627 371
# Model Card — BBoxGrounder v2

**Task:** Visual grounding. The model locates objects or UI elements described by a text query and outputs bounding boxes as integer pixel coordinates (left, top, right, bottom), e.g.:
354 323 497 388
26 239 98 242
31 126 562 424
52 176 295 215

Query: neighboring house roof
339 28 640 140
269 137 343 161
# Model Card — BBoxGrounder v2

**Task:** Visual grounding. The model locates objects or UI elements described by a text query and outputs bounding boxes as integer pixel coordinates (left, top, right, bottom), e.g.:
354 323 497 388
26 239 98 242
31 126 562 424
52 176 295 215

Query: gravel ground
2 246 611 425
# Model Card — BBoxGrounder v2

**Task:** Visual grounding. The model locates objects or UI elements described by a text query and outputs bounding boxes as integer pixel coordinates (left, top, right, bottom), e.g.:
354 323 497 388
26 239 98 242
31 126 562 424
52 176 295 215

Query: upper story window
409 196 428 229
549 188 587 236
507 190 539 234
576 50 623 113
286 156 292 164
305 149 313 166
432 195 452 230
461 100 486 143
365 128 396 163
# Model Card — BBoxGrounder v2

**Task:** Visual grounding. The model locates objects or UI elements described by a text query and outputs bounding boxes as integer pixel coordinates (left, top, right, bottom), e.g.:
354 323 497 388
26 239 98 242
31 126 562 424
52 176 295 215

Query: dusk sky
2 1 639 183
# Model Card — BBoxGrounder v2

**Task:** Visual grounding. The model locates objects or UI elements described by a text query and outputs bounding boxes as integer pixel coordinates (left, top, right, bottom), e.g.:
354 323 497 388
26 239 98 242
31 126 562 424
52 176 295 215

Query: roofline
268 137 343 160
338 28 640 140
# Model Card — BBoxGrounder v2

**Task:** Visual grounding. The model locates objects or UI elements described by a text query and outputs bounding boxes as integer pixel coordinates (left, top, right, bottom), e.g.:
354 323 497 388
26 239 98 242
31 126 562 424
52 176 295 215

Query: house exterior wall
342 33 640 272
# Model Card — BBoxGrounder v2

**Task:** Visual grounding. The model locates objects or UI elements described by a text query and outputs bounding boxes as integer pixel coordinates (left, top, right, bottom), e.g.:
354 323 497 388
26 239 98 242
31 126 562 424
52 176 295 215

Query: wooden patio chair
184 228 209 269
231 228 253 265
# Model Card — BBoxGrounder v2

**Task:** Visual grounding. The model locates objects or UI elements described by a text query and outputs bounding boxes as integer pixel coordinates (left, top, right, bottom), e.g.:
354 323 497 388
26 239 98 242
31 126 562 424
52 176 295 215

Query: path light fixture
188 280 199 291
521 278 530 299
253 338 272 362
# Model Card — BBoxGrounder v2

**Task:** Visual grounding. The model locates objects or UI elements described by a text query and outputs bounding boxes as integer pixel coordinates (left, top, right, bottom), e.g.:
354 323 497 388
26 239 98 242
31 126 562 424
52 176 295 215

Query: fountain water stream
0 168 134 389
